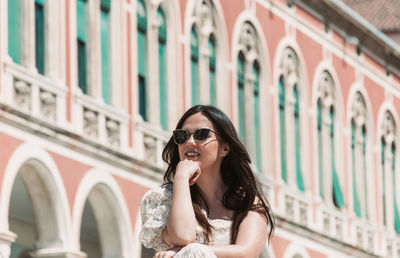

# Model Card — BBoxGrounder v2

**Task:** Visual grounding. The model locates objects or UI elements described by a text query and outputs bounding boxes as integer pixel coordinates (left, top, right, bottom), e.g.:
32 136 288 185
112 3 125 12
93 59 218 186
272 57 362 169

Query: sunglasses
172 128 217 145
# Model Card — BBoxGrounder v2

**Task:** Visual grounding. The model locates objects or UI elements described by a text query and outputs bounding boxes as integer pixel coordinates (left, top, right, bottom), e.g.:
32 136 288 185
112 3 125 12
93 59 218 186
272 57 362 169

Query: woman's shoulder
141 183 173 203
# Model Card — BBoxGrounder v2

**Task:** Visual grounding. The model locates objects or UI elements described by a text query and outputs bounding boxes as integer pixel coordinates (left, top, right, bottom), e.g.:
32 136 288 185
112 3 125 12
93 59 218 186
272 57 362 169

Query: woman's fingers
153 250 176 258
175 159 201 183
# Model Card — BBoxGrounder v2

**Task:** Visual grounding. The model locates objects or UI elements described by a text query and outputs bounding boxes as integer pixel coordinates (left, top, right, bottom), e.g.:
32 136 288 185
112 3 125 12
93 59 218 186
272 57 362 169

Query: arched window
380 112 400 233
236 22 263 172
209 35 216 106
317 71 344 208
35 0 45 74
253 62 261 170
77 0 88 94
137 0 147 121
279 76 286 182
8 0 20 63
190 0 224 105
350 93 368 218
237 52 245 142
190 26 199 106
294 85 304 191
157 7 167 129
279 48 304 190
100 0 111 104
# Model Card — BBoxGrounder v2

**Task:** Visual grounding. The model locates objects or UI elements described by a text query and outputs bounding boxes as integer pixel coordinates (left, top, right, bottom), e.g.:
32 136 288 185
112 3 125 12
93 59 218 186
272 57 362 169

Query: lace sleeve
139 185 173 251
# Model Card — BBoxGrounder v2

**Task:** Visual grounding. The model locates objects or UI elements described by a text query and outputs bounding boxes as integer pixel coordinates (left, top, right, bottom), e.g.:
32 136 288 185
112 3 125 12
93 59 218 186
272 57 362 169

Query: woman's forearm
163 175 197 245
208 244 258 258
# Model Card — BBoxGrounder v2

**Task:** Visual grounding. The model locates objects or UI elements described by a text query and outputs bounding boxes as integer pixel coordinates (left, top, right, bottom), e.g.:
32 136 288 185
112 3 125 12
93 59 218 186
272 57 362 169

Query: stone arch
282 242 310 258
0 143 74 255
72 169 134 257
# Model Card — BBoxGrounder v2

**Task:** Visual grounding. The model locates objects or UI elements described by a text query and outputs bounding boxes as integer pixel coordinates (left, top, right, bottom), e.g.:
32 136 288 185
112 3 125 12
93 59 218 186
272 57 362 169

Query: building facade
1 0 400 257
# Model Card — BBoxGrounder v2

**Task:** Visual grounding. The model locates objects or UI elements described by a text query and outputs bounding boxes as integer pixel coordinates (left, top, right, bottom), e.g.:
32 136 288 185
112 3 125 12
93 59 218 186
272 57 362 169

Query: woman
140 105 274 257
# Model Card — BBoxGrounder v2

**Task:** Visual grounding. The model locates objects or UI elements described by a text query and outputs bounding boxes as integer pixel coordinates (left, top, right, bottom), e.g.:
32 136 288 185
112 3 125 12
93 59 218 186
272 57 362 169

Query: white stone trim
0 142 73 249
72 169 134 257
282 242 311 258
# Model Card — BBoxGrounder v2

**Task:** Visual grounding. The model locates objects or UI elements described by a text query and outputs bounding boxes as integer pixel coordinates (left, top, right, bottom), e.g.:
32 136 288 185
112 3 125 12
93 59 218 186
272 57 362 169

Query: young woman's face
178 113 226 172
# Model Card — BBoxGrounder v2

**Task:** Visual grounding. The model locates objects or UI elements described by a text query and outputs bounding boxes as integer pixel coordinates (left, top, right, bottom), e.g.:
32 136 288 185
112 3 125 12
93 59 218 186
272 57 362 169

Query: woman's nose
186 134 196 145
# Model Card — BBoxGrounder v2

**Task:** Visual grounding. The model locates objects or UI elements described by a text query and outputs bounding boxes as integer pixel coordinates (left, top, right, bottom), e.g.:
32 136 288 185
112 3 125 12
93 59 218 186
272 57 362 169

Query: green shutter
35 0 45 74
8 0 20 63
191 27 199 105
158 8 167 130
279 78 287 182
330 107 345 208
100 1 110 104
209 36 216 106
253 63 261 171
237 53 245 143
294 86 304 191
392 145 400 234
352 121 361 217
362 127 368 218
317 100 323 198
382 138 387 226
77 0 87 94
137 0 147 121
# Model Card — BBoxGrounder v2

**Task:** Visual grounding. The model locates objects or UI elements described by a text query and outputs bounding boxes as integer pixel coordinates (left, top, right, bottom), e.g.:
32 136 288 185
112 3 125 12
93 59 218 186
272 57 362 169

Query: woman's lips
185 151 200 160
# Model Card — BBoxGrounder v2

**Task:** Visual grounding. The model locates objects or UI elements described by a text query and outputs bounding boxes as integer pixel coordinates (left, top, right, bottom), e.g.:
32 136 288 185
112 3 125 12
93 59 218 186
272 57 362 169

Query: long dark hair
162 105 274 243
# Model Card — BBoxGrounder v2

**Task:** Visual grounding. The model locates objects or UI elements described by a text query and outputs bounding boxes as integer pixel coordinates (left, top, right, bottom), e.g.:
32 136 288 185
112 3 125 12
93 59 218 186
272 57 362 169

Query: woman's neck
196 168 226 205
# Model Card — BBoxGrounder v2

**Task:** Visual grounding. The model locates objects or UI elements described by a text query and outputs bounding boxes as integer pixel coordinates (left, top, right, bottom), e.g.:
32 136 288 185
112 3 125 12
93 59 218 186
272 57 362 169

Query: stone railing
73 93 129 151
2 62 67 126
260 176 274 209
316 203 347 241
276 184 312 227
350 217 378 255
134 119 170 169
382 231 400 258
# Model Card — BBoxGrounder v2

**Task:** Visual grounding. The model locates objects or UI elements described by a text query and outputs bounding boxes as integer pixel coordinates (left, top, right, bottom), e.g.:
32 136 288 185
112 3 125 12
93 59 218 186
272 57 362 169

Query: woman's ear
220 143 230 157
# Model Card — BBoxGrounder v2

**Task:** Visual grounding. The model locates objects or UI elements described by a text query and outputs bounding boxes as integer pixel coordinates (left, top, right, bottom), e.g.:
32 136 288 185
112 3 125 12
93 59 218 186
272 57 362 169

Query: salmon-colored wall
296 5 322 30
270 235 290 258
259 9 285 69
0 133 23 188
49 152 92 212
114 176 149 234
219 0 244 54
296 30 322 104
332 54 355 110
364 76 385 124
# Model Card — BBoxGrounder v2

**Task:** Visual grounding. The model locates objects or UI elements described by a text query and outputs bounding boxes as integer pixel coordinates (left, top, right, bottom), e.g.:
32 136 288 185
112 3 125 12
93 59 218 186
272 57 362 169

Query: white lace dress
139 185 232 258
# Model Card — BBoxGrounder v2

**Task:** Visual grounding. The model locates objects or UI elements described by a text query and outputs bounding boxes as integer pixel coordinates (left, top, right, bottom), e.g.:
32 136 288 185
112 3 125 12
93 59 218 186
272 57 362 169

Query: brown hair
162 105 274 243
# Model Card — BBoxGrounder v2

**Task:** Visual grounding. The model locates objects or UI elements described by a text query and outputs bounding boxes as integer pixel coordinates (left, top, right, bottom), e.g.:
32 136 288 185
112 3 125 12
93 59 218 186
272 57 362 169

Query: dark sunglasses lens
194 129 211 141
173 130 188 144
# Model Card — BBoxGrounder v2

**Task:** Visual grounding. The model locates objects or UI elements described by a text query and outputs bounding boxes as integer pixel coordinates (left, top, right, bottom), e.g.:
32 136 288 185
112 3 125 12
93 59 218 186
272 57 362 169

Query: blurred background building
0 0 400 257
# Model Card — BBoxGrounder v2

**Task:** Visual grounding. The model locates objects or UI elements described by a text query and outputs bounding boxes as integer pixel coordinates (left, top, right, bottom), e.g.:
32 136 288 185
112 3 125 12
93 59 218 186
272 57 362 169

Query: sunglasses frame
172 128 218 145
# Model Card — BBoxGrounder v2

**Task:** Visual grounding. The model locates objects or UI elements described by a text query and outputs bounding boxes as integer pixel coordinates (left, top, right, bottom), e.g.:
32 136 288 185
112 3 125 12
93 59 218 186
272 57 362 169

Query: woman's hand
175 159 201 186
153 246 181 258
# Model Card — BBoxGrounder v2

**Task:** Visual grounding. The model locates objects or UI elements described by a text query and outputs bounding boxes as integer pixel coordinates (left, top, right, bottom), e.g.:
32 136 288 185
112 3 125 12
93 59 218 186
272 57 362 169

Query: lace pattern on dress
139 185 232 254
